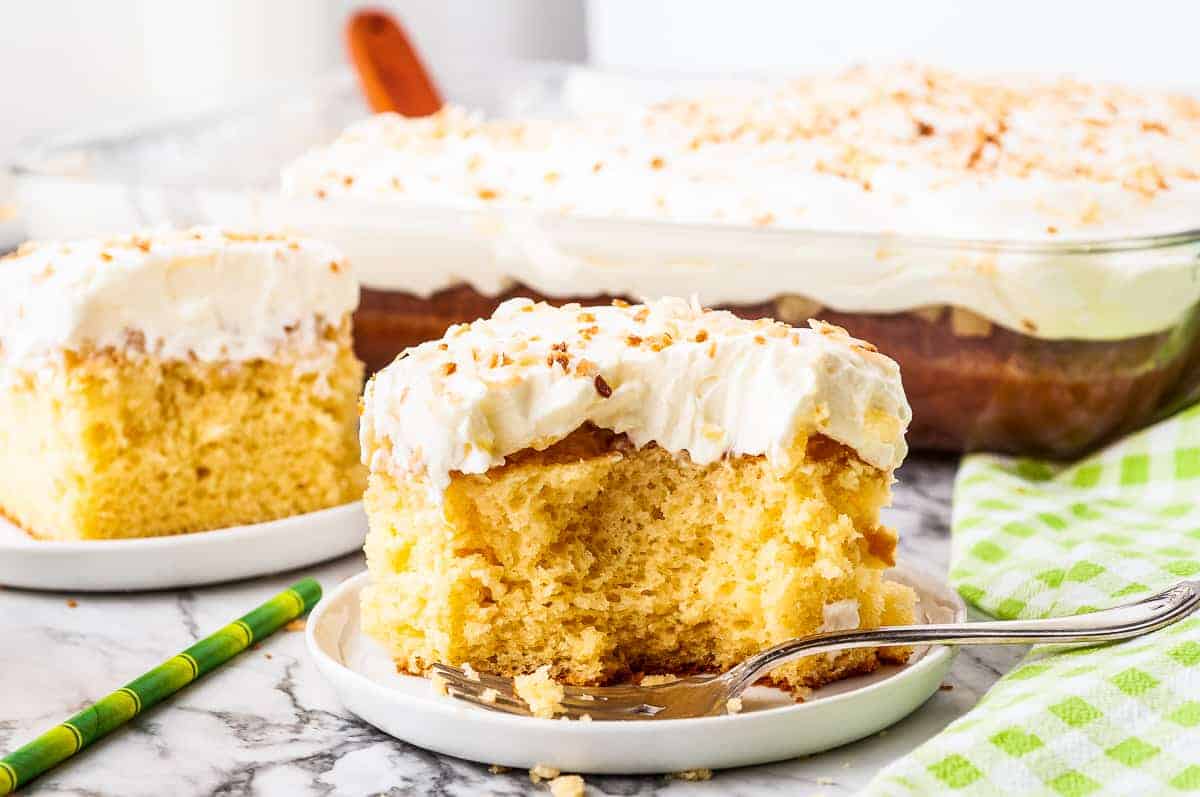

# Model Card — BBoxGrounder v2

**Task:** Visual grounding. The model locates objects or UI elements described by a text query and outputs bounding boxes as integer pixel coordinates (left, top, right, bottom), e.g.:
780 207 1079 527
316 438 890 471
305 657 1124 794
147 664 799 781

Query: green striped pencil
0 578 321 796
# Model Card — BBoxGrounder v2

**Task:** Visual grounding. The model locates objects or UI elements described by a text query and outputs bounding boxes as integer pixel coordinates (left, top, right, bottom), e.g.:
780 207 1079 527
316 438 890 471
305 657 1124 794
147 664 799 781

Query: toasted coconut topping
361 297 910 497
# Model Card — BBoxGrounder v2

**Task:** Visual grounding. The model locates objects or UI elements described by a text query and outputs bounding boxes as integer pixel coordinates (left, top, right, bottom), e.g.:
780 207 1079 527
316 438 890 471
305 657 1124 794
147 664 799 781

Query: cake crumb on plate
515 665 566 718
639 674 678 686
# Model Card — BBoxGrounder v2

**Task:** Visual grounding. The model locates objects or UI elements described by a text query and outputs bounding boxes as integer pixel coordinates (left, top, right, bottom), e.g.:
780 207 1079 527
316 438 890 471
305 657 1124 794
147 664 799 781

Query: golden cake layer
362 426 914 693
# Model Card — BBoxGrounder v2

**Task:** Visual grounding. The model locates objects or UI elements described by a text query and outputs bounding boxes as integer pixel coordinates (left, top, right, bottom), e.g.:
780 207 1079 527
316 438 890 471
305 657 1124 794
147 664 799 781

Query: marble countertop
0 455 1025 796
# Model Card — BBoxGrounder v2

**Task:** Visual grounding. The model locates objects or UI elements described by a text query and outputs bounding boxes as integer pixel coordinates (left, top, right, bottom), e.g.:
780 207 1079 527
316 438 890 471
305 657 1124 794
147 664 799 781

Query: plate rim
0 500 364 551
0 501 367 592
308 559 967 732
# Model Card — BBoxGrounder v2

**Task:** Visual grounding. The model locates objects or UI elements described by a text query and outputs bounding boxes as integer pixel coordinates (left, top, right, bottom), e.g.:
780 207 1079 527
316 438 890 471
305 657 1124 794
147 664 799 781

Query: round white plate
0 502 367 592
308 561 965 774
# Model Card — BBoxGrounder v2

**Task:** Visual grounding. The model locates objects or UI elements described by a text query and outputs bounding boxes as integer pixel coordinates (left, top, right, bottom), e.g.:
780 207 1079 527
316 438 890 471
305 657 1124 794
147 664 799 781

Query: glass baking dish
11 66 1200 459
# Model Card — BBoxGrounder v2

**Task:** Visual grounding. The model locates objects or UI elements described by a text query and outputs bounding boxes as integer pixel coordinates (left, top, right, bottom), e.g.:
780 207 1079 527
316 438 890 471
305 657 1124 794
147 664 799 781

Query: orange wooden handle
346 9 443 117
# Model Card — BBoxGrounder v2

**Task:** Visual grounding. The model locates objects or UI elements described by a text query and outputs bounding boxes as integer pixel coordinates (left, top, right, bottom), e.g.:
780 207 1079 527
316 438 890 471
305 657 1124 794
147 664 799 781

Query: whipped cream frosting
283 65 1200 239
0 228 359 371
280 64 1200 341
360 297 911 496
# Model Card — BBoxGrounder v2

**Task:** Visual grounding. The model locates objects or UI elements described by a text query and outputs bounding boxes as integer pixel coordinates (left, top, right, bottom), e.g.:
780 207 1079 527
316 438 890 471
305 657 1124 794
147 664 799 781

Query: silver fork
432 580 1200 720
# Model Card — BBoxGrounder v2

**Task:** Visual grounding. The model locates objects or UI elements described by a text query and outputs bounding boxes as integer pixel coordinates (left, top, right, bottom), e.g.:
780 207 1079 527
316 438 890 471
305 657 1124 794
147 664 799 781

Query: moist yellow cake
0 229 365 541
359 297 915 694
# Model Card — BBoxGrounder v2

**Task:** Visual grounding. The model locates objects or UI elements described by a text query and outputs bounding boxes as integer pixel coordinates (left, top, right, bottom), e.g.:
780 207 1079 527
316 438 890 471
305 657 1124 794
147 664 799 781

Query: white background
2 0 1196 204
586 0 1200 85
0 0 586 163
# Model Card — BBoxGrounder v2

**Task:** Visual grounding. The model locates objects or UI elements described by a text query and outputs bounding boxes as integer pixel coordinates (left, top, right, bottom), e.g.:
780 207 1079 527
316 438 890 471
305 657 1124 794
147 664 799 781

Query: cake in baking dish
283 63 1200 458
359 297 916 693
0 229 365 541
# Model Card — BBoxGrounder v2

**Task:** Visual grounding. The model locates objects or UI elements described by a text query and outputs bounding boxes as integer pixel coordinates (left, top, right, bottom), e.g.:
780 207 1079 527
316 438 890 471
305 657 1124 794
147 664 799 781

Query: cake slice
0 229 365 541
359 297 915 693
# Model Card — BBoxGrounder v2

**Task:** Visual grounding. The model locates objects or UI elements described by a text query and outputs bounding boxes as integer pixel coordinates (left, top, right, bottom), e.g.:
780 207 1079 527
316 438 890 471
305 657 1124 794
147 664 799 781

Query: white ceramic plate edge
0 502 367 592
308 561 966 774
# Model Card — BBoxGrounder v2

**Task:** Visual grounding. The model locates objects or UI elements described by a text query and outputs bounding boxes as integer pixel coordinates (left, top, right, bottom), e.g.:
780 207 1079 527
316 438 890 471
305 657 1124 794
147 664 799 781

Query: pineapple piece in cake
359 297 915 694
0 229 365 541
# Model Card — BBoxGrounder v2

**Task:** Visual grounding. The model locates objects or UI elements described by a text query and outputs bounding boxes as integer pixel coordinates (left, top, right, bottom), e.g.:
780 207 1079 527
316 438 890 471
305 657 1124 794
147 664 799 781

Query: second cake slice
0 229 365 541
360 297 915 694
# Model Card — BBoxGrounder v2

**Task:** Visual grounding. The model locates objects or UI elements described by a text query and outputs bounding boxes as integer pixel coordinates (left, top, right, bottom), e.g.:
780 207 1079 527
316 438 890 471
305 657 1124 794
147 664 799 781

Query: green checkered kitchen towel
867 402 1200 796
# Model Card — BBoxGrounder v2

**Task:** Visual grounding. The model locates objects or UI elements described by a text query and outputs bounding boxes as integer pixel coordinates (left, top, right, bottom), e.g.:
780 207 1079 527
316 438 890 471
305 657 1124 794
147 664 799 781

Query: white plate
308 562 966 774
0 502 366 592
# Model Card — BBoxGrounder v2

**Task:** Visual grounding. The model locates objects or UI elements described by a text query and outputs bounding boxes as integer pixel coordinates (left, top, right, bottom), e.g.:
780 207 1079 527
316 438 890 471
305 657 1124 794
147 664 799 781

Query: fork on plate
432 580 1200 721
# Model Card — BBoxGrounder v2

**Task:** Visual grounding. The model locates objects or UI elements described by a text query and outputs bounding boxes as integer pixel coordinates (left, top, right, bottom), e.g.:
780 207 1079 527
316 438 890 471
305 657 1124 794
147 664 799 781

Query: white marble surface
0 456 1026 796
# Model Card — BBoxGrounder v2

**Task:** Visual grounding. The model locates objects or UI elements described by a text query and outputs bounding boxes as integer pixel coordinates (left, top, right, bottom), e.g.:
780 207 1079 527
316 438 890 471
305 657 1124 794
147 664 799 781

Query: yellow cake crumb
431 673 449 697
671 769 713 781
639 674 678 686
480 688 500 704
529 764 560 783
726 697 744 715
549 774 586 797
514 665 567 718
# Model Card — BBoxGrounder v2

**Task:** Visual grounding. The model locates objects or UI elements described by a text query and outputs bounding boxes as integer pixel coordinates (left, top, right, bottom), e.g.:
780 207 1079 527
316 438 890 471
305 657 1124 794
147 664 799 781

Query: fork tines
430 664 665 721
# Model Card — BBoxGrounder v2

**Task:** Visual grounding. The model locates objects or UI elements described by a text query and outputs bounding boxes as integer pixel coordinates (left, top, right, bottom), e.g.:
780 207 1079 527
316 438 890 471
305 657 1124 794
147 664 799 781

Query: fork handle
730 580 1200 691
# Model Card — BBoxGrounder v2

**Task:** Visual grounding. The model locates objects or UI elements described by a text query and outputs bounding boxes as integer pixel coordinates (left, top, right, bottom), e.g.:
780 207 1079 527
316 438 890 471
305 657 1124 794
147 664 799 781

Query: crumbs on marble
525 765 587 796
670 769 713 781
548 774 585 796
66 599 78 608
